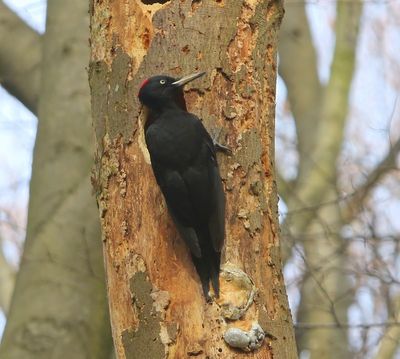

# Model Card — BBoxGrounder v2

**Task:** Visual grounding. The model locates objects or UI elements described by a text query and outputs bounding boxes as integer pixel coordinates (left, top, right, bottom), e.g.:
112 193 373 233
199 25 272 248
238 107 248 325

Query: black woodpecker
138 72 225 301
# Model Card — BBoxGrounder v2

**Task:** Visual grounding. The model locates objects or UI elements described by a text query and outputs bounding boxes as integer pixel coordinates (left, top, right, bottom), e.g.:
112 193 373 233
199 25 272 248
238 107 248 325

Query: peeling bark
90 0 296 358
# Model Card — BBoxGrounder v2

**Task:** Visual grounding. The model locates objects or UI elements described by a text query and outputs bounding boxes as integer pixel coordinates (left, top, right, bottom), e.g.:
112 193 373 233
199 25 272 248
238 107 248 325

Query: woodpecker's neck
148 92 188 113
143 101 186 132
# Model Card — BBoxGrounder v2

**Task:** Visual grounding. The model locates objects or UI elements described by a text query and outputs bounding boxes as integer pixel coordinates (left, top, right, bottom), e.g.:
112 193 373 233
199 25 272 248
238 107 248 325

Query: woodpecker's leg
211 128 232 155
214 142 232 154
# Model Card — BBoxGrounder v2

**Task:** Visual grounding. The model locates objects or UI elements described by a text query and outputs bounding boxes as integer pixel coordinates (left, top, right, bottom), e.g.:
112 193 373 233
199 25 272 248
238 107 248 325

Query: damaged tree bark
89 1 296 358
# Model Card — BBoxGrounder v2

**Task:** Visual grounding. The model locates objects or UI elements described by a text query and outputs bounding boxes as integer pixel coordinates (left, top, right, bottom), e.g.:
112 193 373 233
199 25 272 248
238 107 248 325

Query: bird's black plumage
138 72 225 301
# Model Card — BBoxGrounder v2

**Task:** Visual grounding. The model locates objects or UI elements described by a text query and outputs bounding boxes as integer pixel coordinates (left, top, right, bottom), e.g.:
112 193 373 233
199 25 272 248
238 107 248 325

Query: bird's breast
145 116 202 168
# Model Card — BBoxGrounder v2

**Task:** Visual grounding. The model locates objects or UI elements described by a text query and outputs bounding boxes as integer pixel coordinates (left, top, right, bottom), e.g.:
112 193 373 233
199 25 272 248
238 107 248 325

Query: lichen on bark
121 272 165 359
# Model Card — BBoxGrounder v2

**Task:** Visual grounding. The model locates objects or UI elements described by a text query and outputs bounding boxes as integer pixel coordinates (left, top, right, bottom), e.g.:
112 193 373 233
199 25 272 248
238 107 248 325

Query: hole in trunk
192 0 202 11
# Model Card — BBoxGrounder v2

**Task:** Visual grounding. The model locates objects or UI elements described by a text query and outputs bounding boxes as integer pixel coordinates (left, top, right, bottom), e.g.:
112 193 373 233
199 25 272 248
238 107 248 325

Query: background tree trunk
276 1 400 358
289 4 362 357
0 0 112 358
89 1 297 358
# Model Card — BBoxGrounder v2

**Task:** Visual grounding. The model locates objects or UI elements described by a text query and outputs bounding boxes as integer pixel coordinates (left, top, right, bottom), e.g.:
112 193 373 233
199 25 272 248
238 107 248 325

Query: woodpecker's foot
211 128 232 155
214 142 232 155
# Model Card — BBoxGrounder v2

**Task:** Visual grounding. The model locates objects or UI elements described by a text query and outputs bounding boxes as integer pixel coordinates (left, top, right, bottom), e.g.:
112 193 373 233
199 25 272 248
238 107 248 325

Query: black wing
145 113 225 257
149 160 203 257
194 121 225 253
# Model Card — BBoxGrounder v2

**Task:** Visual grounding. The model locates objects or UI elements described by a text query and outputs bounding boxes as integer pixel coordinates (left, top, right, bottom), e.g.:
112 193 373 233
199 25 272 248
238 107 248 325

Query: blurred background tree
0 0 111 358
278 1 400 358
0 0 399 358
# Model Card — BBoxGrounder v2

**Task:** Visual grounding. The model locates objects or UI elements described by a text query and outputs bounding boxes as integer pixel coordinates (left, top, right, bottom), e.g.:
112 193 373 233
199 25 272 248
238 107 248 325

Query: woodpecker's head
138 71 205 111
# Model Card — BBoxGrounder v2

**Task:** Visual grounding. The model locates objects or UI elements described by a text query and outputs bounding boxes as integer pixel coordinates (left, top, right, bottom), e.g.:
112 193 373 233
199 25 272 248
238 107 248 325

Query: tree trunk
0 0 112 358
89 1 296 358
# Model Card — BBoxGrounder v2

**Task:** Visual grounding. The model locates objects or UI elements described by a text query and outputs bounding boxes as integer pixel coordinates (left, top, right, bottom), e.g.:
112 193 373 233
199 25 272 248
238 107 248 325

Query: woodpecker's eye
159 79 166 85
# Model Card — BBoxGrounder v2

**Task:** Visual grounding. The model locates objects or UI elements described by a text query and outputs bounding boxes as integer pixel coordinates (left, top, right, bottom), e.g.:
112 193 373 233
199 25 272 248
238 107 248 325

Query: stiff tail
192 228 221 301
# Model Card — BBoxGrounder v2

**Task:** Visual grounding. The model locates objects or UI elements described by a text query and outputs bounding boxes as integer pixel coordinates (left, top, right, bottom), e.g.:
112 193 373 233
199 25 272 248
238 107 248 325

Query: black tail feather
192 255 212 302
192 228 221 301
210 251 221 298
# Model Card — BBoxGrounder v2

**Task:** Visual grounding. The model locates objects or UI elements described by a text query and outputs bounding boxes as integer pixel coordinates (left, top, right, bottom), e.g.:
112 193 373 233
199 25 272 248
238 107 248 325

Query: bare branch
342 136 400 222
0 1 41 114
296 321 400 330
